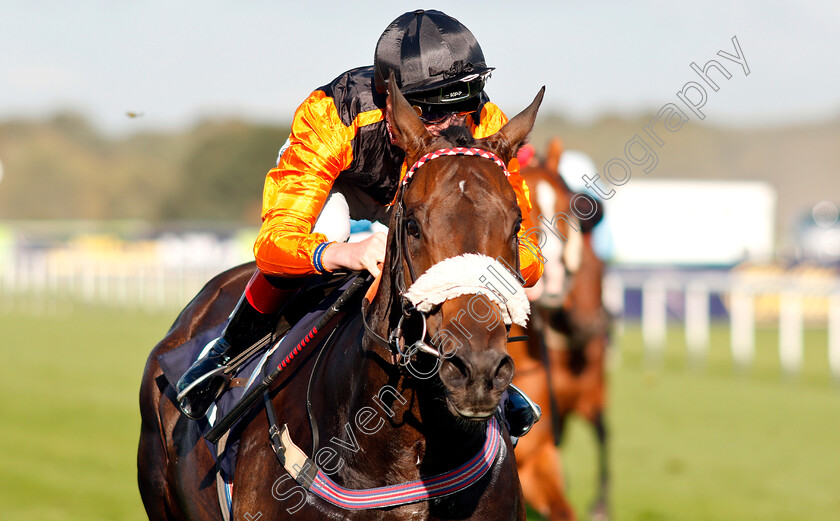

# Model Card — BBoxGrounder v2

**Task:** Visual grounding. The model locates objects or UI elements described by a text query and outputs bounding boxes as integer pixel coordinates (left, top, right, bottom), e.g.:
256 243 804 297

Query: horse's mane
440 124 528 159
439 125 476 147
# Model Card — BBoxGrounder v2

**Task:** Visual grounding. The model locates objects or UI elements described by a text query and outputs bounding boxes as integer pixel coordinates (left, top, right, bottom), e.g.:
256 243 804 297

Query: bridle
259 147 523 512
361 147 515 367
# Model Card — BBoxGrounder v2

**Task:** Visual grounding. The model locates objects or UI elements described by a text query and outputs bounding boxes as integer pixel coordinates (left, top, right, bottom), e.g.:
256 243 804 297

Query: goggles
411 107 474 125
405 74 488 106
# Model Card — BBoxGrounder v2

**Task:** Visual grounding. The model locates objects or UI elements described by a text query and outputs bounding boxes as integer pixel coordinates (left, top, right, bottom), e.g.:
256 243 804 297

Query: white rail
604 269 840 379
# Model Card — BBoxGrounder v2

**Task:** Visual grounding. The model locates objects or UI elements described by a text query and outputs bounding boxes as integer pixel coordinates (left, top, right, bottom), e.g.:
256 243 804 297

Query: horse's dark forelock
438 125 476 147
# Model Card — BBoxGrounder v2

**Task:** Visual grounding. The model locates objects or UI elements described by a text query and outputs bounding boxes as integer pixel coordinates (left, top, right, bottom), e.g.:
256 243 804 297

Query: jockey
176 10 544 436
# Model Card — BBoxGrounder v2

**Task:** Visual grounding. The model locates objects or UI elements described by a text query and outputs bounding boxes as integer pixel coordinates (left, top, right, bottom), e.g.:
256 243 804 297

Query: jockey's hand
321 232 387 278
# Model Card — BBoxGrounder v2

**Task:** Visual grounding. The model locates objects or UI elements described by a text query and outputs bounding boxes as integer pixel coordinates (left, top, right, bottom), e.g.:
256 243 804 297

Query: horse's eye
406 218 421 238
513 219 522 235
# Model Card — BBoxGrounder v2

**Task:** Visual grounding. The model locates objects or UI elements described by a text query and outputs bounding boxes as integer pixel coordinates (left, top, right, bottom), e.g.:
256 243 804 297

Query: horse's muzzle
439 349 514 419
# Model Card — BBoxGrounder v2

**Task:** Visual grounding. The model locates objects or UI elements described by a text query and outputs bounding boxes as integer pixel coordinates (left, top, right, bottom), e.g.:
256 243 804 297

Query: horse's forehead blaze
408 160 514 210
402 153 519 271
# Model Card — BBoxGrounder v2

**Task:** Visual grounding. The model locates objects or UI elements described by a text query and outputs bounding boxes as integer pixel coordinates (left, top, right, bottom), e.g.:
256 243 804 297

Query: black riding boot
176 293 276 420
503 383 542 444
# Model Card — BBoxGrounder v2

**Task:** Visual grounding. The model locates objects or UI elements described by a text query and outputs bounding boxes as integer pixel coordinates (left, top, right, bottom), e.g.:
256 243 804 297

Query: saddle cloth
157 274 356 477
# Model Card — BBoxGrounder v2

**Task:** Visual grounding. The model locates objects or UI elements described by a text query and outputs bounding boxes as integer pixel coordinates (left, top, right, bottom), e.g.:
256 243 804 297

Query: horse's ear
386 70 431 160
545 136 563 173
483 86 545 164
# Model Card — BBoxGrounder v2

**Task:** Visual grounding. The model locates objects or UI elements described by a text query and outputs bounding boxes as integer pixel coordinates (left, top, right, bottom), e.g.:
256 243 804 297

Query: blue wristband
313 242 331 273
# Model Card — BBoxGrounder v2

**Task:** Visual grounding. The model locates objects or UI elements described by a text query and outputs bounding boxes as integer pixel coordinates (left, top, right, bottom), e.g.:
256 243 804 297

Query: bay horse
508 139 611 521
138 75 546 521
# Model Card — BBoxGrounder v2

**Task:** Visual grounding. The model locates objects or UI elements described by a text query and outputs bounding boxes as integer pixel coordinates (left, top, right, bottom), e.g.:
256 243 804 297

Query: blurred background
1 1 838 520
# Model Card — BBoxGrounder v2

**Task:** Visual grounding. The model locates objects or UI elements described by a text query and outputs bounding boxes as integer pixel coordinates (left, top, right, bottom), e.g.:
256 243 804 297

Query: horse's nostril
441 351 513 393
494 355 515 390
440 355 471 386
453 355 471 378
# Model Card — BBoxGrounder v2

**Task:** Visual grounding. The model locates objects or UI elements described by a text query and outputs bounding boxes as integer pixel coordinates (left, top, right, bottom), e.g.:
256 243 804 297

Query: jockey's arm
256 93 544 284
254 90 360 277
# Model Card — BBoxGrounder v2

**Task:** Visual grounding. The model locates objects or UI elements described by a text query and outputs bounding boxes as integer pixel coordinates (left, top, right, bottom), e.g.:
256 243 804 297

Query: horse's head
520 138 587 308
371 72 544 422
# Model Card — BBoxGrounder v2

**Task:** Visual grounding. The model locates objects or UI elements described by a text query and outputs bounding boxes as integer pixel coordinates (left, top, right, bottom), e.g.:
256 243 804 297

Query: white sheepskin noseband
402 254 530 327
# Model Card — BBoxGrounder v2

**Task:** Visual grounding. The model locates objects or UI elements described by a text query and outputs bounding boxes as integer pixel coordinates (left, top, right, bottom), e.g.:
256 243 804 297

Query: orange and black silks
254 66 544 286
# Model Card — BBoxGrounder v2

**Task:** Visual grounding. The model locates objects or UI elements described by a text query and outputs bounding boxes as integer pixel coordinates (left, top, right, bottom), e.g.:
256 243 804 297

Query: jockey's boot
503 383 542 444
176 271 297 420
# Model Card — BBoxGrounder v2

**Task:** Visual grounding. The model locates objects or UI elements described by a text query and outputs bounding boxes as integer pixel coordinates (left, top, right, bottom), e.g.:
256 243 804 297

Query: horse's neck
317 302 488 489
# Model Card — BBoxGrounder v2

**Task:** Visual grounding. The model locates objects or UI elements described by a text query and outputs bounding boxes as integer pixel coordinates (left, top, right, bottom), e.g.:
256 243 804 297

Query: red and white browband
403 147 511 185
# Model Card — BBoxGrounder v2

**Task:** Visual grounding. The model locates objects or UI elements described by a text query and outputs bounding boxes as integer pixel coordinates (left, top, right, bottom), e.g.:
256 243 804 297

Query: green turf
0 306 173 521
0 309 837 520
560 323 840 521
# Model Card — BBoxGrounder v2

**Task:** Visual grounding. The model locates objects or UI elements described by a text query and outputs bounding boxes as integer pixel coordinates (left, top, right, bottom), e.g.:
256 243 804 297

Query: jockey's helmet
374 10 493 122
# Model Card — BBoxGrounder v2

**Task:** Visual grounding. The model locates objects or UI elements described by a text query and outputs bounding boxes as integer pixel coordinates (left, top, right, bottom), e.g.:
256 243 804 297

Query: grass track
0 308 837 520
0 307 172 521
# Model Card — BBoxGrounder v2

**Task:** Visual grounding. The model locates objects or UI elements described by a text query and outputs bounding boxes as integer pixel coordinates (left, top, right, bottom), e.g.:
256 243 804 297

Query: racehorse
138 74 545 521
508 139 611 521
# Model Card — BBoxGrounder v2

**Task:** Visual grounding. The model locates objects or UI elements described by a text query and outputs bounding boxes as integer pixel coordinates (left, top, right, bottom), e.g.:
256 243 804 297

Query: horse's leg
138 354 181 520
138 374 169 520
139 351 203 520
138 264 256 521
589 411 609 521
578 334 609 521
520 440 575 521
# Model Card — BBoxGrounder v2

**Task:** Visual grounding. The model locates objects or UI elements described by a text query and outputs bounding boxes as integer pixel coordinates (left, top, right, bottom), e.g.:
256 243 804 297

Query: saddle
157 271 363 473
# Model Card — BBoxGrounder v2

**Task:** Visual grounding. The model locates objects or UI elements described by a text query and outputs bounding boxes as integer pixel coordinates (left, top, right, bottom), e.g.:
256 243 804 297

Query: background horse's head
519 140 583 309
372 72 544 422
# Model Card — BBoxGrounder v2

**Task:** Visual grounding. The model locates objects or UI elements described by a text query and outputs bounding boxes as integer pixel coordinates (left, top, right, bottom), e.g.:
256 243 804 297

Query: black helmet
374 9 493 109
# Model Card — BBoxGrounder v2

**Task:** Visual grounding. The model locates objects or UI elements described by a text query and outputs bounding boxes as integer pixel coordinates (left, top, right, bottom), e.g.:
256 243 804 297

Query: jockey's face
407 82 482 136
421 111 470 136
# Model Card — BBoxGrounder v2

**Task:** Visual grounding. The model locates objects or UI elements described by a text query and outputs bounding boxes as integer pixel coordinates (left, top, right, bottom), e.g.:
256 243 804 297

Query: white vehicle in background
604 179 776 266
558 149 777 267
